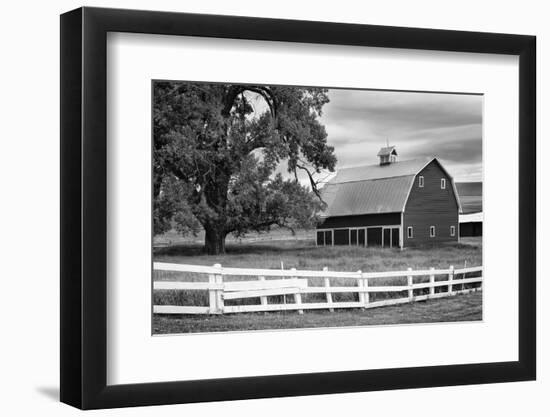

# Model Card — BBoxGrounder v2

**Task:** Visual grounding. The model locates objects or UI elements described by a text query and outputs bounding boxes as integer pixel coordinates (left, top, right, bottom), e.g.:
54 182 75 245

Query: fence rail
153 262 482 315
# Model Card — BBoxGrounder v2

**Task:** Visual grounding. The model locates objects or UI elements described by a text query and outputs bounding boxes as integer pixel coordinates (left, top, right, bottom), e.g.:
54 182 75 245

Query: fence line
153 262 482 278
153 263 482 315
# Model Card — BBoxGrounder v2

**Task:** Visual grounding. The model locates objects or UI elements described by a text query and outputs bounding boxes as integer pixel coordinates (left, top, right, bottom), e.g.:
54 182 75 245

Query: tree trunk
204 226 227 255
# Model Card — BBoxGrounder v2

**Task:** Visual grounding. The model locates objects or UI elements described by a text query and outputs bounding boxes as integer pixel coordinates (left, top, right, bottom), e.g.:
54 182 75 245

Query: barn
459 212 483 237
316 147 461 248
456 181 483 237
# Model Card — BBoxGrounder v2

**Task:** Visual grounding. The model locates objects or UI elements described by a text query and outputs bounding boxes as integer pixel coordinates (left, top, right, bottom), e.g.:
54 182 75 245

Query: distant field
153 291 482 334
153 231 482 334
459 196 483 214
154 232 482 272
154 227 313 247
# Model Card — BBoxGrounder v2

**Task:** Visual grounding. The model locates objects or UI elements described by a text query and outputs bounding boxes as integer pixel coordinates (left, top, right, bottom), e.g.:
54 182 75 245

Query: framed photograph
60 6 536 409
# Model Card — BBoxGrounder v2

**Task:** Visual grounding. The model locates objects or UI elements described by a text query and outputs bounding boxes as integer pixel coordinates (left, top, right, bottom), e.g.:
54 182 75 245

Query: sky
320 89 483 183
259 88 483 185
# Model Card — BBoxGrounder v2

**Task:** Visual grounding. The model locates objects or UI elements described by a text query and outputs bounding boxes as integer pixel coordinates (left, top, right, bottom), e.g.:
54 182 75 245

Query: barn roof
319 157 461 218
330 158 430 184
320 176 415 216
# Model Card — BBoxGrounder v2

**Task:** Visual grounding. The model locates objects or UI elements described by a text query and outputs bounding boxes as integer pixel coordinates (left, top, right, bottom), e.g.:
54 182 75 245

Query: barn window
430 226 436 237
450 225 456 236
407 226 413 238
419 176 424 188
441 178 446 189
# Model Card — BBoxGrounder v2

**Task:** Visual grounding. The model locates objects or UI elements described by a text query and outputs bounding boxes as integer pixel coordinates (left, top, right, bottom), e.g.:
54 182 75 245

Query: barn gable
403 159 461 245
403 158 461 214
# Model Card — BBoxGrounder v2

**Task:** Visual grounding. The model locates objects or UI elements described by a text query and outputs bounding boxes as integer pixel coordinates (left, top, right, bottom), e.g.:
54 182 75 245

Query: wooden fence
153 262 482 315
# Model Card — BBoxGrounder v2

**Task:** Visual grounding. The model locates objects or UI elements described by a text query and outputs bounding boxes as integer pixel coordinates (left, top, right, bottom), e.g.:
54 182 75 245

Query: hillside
456 182 482 214
456 181 482 196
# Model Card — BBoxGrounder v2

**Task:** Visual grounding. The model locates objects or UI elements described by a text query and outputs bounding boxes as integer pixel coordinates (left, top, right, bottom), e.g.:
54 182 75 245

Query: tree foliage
153 82 336 254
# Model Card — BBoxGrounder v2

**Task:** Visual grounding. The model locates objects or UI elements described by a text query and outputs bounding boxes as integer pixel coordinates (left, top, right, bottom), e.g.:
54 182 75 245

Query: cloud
318 89 482 181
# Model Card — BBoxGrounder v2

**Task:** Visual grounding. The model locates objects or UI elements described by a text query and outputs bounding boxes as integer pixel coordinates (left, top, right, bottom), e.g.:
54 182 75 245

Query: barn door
367 228 382 247
350 229 366 246
350 229 358 245
383 228 391 248
358 229 365 246
383 227 400 248
391 227 400 248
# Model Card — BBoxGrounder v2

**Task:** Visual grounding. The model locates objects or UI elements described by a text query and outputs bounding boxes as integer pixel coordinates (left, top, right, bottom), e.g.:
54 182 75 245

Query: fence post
448 265 454 295
208 266 217 314
429 267 435 297
462 261 467 291
479 268 483 292
407 267 413 301
291 268 303 314
357 270 365 309
258 276 268 308
364 276 370 306
323 267 334 312
214 263 224 314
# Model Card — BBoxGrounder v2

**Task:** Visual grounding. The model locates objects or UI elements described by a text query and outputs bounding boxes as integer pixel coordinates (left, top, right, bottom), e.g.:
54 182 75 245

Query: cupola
377 146 398 165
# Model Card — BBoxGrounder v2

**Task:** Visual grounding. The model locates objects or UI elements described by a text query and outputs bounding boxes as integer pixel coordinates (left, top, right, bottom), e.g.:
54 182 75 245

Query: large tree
153 82 336 254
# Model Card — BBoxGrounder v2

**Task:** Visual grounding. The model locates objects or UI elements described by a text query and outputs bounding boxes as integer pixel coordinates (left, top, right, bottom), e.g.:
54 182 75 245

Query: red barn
316 147 461 248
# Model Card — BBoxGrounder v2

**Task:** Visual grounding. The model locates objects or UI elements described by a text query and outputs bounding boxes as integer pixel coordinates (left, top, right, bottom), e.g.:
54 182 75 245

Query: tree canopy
153 82 336 254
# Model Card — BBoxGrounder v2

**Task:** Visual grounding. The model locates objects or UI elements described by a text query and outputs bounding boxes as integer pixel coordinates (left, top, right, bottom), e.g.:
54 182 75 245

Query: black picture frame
60 6 536 410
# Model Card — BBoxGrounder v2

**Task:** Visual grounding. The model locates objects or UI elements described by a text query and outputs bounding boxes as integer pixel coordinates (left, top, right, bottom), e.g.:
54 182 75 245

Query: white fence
153 262 482 315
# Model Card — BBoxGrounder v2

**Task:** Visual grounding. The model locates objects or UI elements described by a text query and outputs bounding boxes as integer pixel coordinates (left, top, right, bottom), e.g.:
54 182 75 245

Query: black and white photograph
0 0 542 413
152 81 483 334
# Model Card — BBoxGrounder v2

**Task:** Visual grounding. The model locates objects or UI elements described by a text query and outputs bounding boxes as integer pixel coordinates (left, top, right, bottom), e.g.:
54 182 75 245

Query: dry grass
152 235 482 331
154 236 482 273
153 291 482 334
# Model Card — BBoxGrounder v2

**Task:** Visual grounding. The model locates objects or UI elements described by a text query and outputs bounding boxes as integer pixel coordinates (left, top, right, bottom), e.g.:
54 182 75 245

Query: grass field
153 291 482 334
154 231 482 272
153 231 482 334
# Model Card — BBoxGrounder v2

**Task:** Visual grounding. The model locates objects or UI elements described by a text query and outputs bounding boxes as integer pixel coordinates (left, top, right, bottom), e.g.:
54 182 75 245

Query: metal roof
319 157 461 217
330 158 431 184
320 176 415 217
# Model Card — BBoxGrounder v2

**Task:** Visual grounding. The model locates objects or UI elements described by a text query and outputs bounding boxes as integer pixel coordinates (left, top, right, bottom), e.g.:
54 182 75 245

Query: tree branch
221 85 277 119
295 161 324 202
